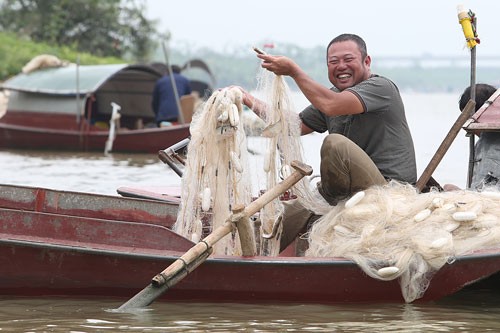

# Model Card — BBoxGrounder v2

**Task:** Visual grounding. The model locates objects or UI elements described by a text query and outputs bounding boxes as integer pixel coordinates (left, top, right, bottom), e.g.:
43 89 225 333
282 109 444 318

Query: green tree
0 0 159 60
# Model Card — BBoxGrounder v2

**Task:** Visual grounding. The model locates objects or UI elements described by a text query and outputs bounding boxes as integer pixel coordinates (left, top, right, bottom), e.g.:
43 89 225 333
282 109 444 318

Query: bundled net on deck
306 181 500 302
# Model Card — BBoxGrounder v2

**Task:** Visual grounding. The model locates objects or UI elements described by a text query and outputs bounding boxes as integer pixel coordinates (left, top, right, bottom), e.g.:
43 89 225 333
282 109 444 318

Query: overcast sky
144 0 500 57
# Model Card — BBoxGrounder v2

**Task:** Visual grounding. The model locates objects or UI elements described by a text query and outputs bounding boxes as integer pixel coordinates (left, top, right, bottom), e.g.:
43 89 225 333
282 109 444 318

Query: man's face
327 40 371 91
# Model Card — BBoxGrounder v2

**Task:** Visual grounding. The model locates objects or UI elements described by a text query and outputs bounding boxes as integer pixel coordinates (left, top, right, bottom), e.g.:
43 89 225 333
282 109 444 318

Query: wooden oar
415 99 476 191
117 160 312 311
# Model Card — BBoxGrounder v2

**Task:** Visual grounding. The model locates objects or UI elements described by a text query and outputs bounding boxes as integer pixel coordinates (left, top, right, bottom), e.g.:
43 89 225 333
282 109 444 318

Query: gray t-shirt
299 75 417 183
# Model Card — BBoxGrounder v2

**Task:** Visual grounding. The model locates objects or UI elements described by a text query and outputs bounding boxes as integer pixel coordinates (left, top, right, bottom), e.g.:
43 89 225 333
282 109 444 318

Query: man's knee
322 133 345 152
321 133 352 159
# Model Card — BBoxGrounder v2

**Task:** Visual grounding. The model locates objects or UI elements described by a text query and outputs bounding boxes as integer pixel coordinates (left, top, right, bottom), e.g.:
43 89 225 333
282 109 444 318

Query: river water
1 288 500 332
1 92 499 331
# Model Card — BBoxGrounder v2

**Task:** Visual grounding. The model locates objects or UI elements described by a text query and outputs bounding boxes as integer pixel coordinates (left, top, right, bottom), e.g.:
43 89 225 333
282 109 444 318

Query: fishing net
251 69 329 255
172 87 253 255
306 181 500 302
173 68 327 256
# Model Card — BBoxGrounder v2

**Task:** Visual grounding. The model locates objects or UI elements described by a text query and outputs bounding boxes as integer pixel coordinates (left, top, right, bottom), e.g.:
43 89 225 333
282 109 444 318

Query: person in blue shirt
152 65 192 126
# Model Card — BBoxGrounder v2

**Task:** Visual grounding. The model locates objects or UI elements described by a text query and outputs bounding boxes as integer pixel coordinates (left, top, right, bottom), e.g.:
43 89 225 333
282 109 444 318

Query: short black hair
326 34 367 60
459 83 497 112
171 65 181 74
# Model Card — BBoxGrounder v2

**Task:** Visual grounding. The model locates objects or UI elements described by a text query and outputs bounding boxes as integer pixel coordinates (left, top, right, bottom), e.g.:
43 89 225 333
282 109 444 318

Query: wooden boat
0 60 215 154
1 183 500 304
0 183 179 226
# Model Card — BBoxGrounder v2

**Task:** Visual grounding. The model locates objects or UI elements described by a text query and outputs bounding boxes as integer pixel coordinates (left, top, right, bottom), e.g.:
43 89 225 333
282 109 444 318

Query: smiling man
241 33 417 250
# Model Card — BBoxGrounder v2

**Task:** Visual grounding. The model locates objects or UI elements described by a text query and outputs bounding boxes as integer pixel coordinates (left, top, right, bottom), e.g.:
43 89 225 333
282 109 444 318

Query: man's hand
257 54 301 78
227 86 253 108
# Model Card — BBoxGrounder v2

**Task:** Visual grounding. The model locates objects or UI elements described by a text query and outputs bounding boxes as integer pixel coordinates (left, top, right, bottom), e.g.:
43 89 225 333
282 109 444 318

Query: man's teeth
338 74 351 79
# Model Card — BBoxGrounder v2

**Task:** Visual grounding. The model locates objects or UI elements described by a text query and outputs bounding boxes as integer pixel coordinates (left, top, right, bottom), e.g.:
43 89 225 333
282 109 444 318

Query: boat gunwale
0 119 191 134
2 235 499 267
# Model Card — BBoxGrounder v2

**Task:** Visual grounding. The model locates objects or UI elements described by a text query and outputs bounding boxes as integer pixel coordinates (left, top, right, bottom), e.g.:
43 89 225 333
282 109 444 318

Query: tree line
0 0 159 61
0 0 497 92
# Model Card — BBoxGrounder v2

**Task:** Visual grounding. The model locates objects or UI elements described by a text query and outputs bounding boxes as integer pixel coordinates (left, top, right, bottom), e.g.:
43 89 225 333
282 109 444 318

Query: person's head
171 65 182 74
326 34 371 91
459 83 497 112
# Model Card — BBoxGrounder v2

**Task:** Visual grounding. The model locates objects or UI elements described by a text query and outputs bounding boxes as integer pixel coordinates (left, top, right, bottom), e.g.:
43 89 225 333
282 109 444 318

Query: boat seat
180 94 196 123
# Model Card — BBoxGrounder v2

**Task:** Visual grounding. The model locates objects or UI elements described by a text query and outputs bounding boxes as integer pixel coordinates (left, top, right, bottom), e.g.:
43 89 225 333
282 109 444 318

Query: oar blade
117 284 168 311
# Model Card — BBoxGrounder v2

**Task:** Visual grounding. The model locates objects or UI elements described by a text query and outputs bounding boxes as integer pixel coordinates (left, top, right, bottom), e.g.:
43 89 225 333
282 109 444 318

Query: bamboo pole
161 41 185 124
415 100 476 191
232 204 257 256
457 5 479 187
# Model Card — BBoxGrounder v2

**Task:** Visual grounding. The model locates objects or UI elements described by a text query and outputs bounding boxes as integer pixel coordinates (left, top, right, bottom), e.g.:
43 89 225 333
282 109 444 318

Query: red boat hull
1 236 499 304
0 117 190 154
1 184 499 304
0 184 179 227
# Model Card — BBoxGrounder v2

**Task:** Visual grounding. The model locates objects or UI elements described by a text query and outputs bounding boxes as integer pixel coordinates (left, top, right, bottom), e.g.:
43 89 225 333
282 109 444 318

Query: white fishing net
173 69 325 256
306 181 500 302
252 70 310 255
173 87 253 255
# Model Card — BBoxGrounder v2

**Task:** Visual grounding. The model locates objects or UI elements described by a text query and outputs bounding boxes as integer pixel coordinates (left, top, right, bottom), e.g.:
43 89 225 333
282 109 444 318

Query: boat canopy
1 64 162 118
1 64 159 95
465 87 500 132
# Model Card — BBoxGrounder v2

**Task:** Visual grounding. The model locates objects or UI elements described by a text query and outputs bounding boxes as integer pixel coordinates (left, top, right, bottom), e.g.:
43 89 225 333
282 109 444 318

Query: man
240 34 417 250
459 83 500 190
151 65 192 126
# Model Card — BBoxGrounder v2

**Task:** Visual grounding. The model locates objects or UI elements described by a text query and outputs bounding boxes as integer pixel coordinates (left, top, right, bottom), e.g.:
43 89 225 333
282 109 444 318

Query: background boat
0 59 215 154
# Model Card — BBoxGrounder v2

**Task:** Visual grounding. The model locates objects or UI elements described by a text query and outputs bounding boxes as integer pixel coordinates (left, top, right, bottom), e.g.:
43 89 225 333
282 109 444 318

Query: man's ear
364 55 372 67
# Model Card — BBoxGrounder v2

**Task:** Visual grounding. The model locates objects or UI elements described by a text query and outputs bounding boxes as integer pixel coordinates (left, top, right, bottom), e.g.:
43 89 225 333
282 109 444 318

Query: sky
144 0 500 57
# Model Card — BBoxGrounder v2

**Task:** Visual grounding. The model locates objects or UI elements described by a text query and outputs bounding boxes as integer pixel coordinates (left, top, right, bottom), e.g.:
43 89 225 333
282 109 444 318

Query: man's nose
336 60 348 69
